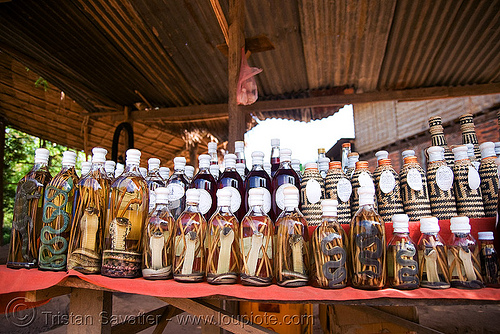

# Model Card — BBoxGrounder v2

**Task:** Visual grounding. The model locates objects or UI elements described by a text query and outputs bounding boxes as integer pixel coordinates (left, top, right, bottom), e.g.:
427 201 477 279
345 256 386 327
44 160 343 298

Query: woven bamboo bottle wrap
325 162 351 224
399 157 432 221
459 114 481 160
350 161 377 216
300 164 325 227
426 159 457 220
428 116 454 167
479 157 499 217
453 152 485 218
374 160 404 223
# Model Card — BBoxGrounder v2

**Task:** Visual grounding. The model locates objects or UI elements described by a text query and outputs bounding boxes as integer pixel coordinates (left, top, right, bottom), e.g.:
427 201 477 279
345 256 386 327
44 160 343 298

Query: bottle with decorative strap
479 142 499 217
346 152 359 179
190 154 217 222
373 157 404 223
146 158 165 214
166 157 189 220
217 153 245 221
459 113 481 160
399 155 432 221
325 161 351 224
300 163 325 228
426 146 457 220
350 161 376 217
428 116 454 167
311 199 348 289
39 151 79 271
452 145 485 218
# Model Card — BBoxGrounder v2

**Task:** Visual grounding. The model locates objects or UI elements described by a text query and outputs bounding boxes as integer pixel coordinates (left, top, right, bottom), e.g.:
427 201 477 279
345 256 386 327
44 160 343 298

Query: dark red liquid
190 171 217 221
271 165 300 219
271 157 280 177
217 170 245 221
244 168 273 220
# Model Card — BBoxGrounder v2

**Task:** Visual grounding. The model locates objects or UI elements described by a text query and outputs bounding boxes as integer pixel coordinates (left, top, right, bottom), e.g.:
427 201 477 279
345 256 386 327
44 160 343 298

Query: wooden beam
68 288 112 334
210 0 229 45
152 305 184 334
25 286 71 303
110 305 183 334
217 35 275 57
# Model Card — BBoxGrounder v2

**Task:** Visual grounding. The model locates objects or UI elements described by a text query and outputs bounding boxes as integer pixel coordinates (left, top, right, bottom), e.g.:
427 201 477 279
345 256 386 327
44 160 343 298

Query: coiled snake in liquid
396 244 419 285
355 225 383 278
321 233 346 287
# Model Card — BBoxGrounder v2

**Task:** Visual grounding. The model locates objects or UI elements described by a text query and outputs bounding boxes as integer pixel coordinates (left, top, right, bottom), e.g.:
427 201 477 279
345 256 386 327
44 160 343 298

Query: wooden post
227 0 245 152
68 288 112 334
189 142 199 169
0 118 4 246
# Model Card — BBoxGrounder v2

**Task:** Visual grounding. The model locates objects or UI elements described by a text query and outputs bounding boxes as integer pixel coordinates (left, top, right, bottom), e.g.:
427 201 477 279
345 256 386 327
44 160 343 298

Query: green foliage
34 76 49 91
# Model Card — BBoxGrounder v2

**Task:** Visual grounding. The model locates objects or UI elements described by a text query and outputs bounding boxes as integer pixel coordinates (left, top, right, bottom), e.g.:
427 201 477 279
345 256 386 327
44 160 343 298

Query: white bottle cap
104 160 116 174
235 141 244 152
155 187 169 204
321 199 338 217
271 138 280 147
210 164 220 176
420 216 440 233
91 147 107 164
402 150 415 159
185 165 195 179
263 162 272 175
392 214 410 233
495 142 500 156
236 163 246 177
198 154 211 169
480 142 496 159
465 143 475 158
81 161 92 176
34 148 50 165
185 188 200 204
216 187 232 207
478 231 494 240
280 148 292 162
248 188 264 207
305 162 318 170
318 157 330 171
252 151 265 165
358 186 375 206
224 153 237 168
283 185 299 208
159 167 170 179
62 151 77 167
452 145 468 161
115 163 124 178
291 159 301 170
126 149 141 166
148 158 160 171
375 150 389 161
139 167 147 177
450 216 471 234
174 157 186 170
427 146 445 162
208 142 217 153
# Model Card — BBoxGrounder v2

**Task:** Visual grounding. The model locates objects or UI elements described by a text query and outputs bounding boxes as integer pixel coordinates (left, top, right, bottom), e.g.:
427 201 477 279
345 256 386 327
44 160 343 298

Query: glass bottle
240 188 273 286
185 165 195 182
318 157 330 179
346 152 359 179
206 188 240 284
102 149 149 278
142 187 175 279
8 148 52 269
325 161 351 225
190 154 217 222
270 138 280 177
311 199 348 289
81 161 91 178
217 153 245 221
459 113 481 160
173 189 206 282
374 150 388 163
139 167 148 178
272 148 300 219
39 151 79 271
447 216 484 289
291 159 302 180
166 157 189 220
208 141 219 166
275 186 309 287
317 148 326 161
235 140 249 175
428 116 454 167
341 143 351 175
466 144 480 170
479 142 499 217
104 160 116 179
350 161 376 217
399 155 432 221
387 214 419 289
236 163 246 181
417 216 450 289
210 164 220 181
114 163 124 179
426 146 457 220
350 186 386 289
67 148 111 273
244 151 272 219
300 163 325 228
263 162 272 178
146 158 165 214
478 231 499 287
159 167 170 181
373 158 404 223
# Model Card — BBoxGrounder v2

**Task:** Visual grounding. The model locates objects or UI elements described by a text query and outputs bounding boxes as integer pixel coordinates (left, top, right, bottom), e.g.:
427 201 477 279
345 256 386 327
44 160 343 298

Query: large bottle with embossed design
39 151 79 271
8 148 52 269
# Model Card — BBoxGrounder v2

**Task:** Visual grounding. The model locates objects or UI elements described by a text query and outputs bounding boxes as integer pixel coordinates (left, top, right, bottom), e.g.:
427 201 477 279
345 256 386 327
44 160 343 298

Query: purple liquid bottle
217 154 245 221
190 154 217 221
244 151 273 220
272 148 300 220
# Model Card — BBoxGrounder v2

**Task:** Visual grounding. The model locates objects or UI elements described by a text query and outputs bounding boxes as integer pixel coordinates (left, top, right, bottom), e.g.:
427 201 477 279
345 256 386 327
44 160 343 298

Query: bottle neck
217 205 233 215
279 160 292 169
186 201 200 212
124 163 141 175
249 204 266 215
32 162 48 172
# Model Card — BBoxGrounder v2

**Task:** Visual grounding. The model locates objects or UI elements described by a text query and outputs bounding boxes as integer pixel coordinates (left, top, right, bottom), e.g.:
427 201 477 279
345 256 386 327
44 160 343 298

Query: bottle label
407 168 423 191
379 170 396 194
166 183 185 201
257 187 272 214
436 165 454 191
358 171 374 188
148 190 157 213
198 189 212 214
337 178 352 203
226 186 242 213
276 183 298 210
306 179 322 204
468 166 480 190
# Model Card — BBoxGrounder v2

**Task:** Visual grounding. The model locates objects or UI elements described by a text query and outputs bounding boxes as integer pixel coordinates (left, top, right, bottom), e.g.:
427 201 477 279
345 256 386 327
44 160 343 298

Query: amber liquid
417 233 450 289
217 170 245 221
190 170 217 221
244 168 272 218
271 165 300 219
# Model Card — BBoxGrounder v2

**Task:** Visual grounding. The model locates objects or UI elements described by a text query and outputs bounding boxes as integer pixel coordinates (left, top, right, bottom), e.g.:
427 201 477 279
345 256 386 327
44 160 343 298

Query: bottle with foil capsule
173 189 206 282
479 142 499 217
166 157 189 220
460 113 481 160
426 146 457 220
325 161 351 224
146 158 165 214
311 199 348 289
291 159 302 180
399 155 432 221
142 187 174 279
341 143 351 175
350 186 386 289
102 149 149 278
417 217 450 289
270 138 280 177
428 116 454 167
235 141 249 175
318 157 330 179
300 163 325 228
447 216 484 289
350 161 376 217
478 232 499 287
217 154 245 221
67 148 111 274
387 214 419 289
105 160 116 179
190 154 217 221
240 188 273 286
159 167 170 181
207 188 240 284
346 152 359 179
452 145 485 218
272 148 301 219
39 151 79 271
184 166 195 182
373 154 404 223
275 186 310 287
244 151 272 219
81 161 91 178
